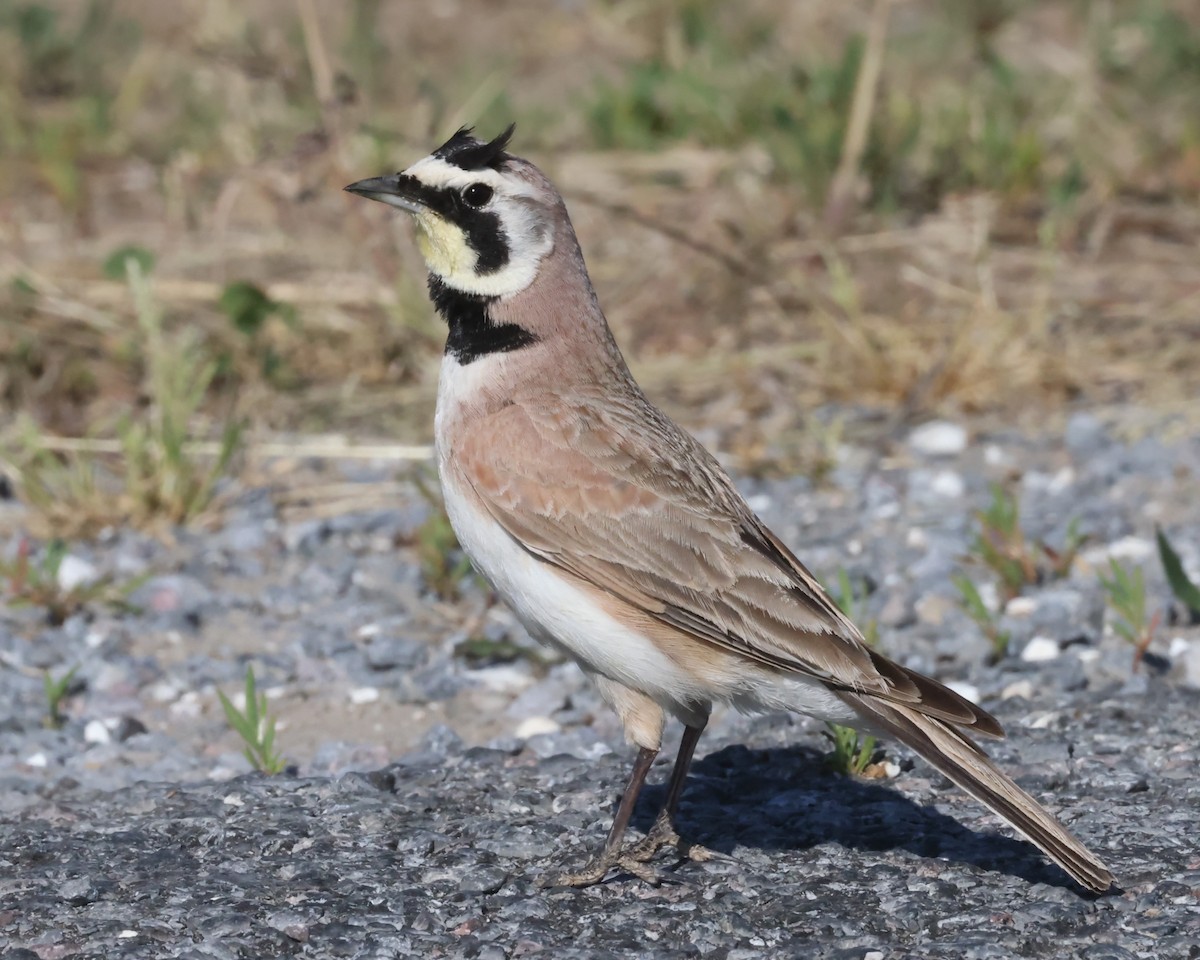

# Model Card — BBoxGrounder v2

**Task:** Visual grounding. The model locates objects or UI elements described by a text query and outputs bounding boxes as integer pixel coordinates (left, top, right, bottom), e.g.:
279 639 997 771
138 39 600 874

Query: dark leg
598 747 658 859
549 747 664 887
661 722 705 821
626 721 725 864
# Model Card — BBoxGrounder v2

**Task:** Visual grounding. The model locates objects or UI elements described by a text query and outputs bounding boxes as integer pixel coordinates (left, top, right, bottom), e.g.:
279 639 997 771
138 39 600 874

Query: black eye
462 183 493 208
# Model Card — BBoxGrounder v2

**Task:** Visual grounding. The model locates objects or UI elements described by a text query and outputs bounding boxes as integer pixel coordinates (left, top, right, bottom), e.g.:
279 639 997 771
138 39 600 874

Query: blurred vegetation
0 536 146 625
1098 557 1157 670
962 484 1086 602
2 0 1199 535
587 0 1200 208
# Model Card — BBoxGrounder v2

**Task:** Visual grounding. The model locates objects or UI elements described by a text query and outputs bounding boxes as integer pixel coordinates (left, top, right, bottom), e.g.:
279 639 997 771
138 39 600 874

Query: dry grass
2 0 1200 534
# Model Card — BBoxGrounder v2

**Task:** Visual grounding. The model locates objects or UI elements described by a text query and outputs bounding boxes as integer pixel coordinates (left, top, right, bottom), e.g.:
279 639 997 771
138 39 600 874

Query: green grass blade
1157 527 1200 614
217 689 252 741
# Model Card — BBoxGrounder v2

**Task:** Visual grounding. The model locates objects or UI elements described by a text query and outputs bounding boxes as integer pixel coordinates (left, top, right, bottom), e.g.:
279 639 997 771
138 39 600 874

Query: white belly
439 468 710 709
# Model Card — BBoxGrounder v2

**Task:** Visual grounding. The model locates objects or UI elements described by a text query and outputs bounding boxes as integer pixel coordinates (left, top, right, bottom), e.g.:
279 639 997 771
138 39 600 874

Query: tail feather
867 649 1006 739
841 691 1114 893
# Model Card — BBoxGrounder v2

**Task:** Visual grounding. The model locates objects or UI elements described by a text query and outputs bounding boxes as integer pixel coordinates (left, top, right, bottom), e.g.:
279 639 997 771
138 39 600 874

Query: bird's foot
539 812 731 888
539 847 674 888
624 810 722 864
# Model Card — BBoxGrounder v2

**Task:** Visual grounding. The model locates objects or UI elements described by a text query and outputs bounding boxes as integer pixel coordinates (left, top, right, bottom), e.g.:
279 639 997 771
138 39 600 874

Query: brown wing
453 389 1001 737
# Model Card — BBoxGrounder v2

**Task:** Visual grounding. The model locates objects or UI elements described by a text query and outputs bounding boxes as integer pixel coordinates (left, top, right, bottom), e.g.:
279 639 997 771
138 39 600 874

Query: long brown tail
840 691 1114 893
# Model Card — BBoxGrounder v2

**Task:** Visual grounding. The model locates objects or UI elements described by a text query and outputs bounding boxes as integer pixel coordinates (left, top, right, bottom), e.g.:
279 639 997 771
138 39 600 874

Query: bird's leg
547 746 665 887
626 722 723 864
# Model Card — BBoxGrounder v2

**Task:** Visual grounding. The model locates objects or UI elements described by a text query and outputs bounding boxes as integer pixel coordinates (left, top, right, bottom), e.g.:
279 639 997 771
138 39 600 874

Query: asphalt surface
3 410 1200 958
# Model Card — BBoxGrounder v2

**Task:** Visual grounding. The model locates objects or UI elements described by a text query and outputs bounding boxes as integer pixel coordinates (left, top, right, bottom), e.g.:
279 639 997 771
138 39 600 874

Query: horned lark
345 127 1113 893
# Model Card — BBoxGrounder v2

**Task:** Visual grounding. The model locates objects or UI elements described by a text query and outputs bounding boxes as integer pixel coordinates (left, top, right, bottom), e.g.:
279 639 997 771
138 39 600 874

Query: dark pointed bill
344 175 426 214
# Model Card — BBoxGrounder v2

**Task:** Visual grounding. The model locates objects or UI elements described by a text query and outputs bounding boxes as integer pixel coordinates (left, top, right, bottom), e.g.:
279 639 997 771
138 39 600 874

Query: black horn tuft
432 124 516 172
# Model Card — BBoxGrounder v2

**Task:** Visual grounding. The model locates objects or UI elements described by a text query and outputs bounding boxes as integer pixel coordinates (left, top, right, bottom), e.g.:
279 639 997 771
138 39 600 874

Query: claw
540 850 674 888
541 813 731 888
624 811 726 865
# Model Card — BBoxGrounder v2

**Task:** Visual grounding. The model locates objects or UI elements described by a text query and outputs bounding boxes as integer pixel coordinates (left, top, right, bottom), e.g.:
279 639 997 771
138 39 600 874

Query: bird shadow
626 741 1104 896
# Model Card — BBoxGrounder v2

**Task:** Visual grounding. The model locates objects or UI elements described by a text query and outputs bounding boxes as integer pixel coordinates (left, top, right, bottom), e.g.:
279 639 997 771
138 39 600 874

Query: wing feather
452 392 999 736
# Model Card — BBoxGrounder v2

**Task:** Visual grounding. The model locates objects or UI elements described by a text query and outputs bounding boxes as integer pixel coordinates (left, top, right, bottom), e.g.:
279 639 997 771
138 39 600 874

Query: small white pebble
170 692 201 718
356 623 381 639
977 581 999 612
26 752 48 768
1084 536 1154 564
117 930 138 939
84 629 108 649
1005 596 1037 618
983 444 1009 466
645 930 660 942
57 555 99 591
945 681 980 704
1047 466 1076 493
873 501 900 520
847 538 863 557
515 716 561 739
1174 641 1200 690
265 686 287 701
149 681 181 703
1021 636 1060 662
1077 649 1099 663
749 937 766 948
881 760 900 778
908 421 968 456
866 952 885 960
83 720 111 745
1028 711 1060 729
914 593 955 626
906 527 928 549
223 794 244 807
929 470 965 499
349 686 380 705
471 665 534 694
1002 679 1035 700
1169 636 1191 659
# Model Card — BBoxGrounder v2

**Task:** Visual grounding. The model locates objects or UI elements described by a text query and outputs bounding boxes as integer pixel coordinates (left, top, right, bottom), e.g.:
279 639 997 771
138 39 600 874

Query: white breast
435 355 701 706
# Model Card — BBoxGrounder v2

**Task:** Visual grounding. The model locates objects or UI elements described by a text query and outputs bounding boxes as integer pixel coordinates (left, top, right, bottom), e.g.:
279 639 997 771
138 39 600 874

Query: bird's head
345 125 559 299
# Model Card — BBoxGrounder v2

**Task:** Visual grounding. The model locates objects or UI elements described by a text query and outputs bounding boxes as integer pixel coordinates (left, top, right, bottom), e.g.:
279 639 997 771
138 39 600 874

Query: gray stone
1064 412 1108 457
363 632 426 671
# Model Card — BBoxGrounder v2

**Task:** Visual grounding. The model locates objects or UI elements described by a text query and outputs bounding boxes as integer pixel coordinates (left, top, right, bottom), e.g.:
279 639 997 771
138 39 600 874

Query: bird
344 126 1114 893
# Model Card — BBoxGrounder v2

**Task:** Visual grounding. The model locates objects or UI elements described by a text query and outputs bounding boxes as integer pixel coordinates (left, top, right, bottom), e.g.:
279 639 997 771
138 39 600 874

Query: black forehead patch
432 124 516 171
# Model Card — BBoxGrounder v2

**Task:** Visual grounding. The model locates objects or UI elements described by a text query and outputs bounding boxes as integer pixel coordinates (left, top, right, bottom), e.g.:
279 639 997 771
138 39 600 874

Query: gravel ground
3 409 1200 958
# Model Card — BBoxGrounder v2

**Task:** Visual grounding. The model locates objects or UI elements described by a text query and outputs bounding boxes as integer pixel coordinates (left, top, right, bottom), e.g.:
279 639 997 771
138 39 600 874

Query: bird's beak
344 175 426 214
